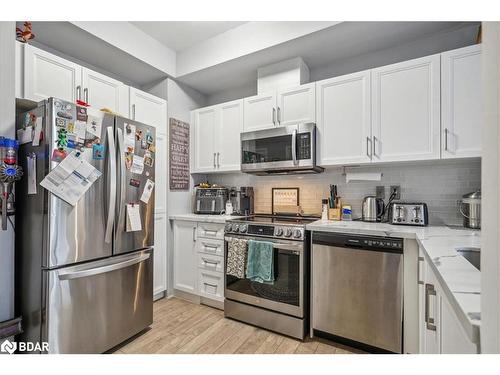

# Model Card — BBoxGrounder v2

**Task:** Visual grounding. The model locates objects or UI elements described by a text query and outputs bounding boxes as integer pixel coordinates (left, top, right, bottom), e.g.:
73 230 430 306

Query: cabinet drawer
198 269 224 301
196 238 224 257
198 253 224 273
196 223 225 240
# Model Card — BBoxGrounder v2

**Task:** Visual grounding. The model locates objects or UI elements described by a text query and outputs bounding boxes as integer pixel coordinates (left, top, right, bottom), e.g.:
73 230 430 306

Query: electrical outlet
390 185 401 200
376 186 385 199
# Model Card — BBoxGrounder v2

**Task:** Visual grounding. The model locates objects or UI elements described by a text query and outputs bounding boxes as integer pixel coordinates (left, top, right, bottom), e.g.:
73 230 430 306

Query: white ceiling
131 21 247 51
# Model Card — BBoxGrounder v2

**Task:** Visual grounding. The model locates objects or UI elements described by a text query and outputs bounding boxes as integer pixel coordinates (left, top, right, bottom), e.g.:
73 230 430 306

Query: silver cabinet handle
58 253 150 280
292 129 298 165
84 88 89 103
272 107 276 125
104 126 117 243
202 258 219 267
373 136 379 157
417 256 424 285
366 136 372 158
444 128 449 151
277 106 281 125
204 282 218 288
425 283 437 331
192 227 197 242
132 104 136 120
213 153 216 168
76 85 82 101
217 152 220 168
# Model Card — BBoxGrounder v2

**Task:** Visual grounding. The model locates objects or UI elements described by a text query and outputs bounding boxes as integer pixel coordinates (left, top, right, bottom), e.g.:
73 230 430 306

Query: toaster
389 202 429 226
194 187 228 214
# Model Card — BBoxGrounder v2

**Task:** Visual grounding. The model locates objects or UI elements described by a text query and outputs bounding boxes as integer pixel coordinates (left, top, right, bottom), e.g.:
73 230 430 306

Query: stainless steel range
224 215 316 339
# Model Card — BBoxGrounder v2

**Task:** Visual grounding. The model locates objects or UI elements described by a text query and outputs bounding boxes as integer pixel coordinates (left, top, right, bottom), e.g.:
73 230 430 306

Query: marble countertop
306 220 481 343
169 213 245 224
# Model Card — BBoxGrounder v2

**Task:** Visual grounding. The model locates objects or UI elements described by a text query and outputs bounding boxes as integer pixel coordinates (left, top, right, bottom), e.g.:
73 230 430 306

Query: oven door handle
224 235 304 252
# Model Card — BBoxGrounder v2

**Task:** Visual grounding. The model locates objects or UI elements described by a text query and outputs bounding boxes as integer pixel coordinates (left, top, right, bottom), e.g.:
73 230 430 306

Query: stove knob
284 228 293 237
239 224 247 233
275 228 283 236
293 229 302 239
225 223 232 232
232 224 240 233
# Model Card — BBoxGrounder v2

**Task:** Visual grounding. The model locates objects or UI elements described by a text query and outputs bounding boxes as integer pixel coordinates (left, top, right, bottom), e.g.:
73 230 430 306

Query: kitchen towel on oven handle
246 240 275 283
226 237 247 279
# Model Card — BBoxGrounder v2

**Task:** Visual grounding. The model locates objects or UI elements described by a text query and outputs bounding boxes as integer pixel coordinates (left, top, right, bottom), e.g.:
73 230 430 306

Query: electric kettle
362 196 385 222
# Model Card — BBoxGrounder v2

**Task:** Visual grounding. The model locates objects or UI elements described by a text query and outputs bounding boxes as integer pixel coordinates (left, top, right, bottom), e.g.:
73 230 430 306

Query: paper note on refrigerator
126 204 142 232
40 150 102 206
140 179 155 204
27 153 37 195
131 155 144 175
17 127 33 145
32 117 43 146
124 123 136 153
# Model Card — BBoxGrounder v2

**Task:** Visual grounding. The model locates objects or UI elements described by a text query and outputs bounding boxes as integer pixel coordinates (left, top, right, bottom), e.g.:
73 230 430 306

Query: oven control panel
225 223 305 240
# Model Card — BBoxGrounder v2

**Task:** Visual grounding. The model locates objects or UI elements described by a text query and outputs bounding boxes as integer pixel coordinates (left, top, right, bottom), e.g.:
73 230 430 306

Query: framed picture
272 187 300 215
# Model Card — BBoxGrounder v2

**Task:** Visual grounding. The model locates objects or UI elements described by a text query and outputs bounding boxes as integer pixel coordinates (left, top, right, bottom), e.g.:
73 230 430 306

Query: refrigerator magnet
92 144 105 160
124 123 136 153
129 178 141 188
76 107 88 122
144 153 154 167
51 148 67 163
141 139 148 149
140 179 155 204
135 129 143 141
55 117 66 128
146 133 154 145
147 144 156 153
125 153 133 170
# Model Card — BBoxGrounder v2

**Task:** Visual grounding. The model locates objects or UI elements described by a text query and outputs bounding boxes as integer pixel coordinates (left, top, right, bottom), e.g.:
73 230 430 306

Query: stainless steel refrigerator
15 97 156 353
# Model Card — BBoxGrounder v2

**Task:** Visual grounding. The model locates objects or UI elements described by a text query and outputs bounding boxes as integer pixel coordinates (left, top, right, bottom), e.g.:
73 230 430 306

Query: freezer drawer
44 249 153 353
312 242 403 353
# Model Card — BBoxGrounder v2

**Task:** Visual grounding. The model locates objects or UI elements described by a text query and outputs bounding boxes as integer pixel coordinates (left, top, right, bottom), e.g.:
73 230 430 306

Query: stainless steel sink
456 247 481 271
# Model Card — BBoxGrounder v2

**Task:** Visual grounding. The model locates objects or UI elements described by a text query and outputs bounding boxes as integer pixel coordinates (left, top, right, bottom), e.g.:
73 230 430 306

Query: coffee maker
229 187 254 216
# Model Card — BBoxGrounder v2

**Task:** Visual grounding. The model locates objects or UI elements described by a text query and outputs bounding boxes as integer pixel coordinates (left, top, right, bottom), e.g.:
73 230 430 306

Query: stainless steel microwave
241 123 324 175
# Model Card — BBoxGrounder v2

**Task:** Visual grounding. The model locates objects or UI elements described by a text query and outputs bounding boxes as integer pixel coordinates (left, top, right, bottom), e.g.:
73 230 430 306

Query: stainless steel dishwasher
311 232 403 353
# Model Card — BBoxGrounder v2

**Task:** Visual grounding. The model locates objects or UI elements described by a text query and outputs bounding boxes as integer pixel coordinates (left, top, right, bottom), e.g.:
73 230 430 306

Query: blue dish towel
246 240 274 283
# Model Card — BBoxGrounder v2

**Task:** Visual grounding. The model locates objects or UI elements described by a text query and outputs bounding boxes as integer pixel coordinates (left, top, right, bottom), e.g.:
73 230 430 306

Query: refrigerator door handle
105 126 117 243
116 127 126 233
58 253 151 280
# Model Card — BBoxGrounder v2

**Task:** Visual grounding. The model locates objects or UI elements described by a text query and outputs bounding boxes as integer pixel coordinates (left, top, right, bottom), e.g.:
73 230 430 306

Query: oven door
224 234 305 318
241 123 316 173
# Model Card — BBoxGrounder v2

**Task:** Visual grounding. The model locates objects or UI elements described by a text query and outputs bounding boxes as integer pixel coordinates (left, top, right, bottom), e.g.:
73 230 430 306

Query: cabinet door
129 87 167 128
372 55 441 162
192 107 217 173
441 294 478 353
422 260 441 354
24 44 81 103
316 71 371 166
15 41 23 98
277 83 316 126
173 221 198 294
441 44 482 159
82 68 128 114
243 91 277 131
153 214 167 299
216 99 243 171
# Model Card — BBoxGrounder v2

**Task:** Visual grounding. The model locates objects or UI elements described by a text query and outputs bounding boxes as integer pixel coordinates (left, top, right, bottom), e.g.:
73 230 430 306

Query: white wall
176 22 338 77
481 21 500 354
144 78 206 297
0 21 16 323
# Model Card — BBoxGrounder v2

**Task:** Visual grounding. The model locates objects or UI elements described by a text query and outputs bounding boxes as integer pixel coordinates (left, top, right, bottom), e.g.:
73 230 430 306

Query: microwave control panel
297 132 311 160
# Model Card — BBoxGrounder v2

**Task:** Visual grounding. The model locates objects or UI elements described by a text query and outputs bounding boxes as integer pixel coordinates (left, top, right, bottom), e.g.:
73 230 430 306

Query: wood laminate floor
114 297 364 354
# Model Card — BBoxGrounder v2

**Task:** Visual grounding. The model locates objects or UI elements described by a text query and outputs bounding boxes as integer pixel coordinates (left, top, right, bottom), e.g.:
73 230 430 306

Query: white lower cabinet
418 248 478 354
173 220 226 306
173 221 198 294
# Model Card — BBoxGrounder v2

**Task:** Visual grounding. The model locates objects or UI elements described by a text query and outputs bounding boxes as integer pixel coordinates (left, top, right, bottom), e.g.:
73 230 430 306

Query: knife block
328 198 342 221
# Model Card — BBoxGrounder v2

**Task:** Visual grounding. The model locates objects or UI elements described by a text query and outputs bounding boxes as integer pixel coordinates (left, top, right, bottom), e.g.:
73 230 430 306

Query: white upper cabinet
24 43 81 103
193 106 217 173
371 54 441 162
441 44 482 159
316 71 371 165
82 68 128 115
216 100 244 171
243 91 277 131
277 83 316 126
129 87 167 128
192 100 243 173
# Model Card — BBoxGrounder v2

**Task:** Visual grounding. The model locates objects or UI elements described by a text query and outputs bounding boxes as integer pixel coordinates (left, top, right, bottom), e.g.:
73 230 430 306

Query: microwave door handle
104 126 116 243
292 129 298 165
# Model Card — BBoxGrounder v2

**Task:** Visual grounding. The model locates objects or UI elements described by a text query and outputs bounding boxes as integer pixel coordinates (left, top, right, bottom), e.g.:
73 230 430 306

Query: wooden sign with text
169 118 190 190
